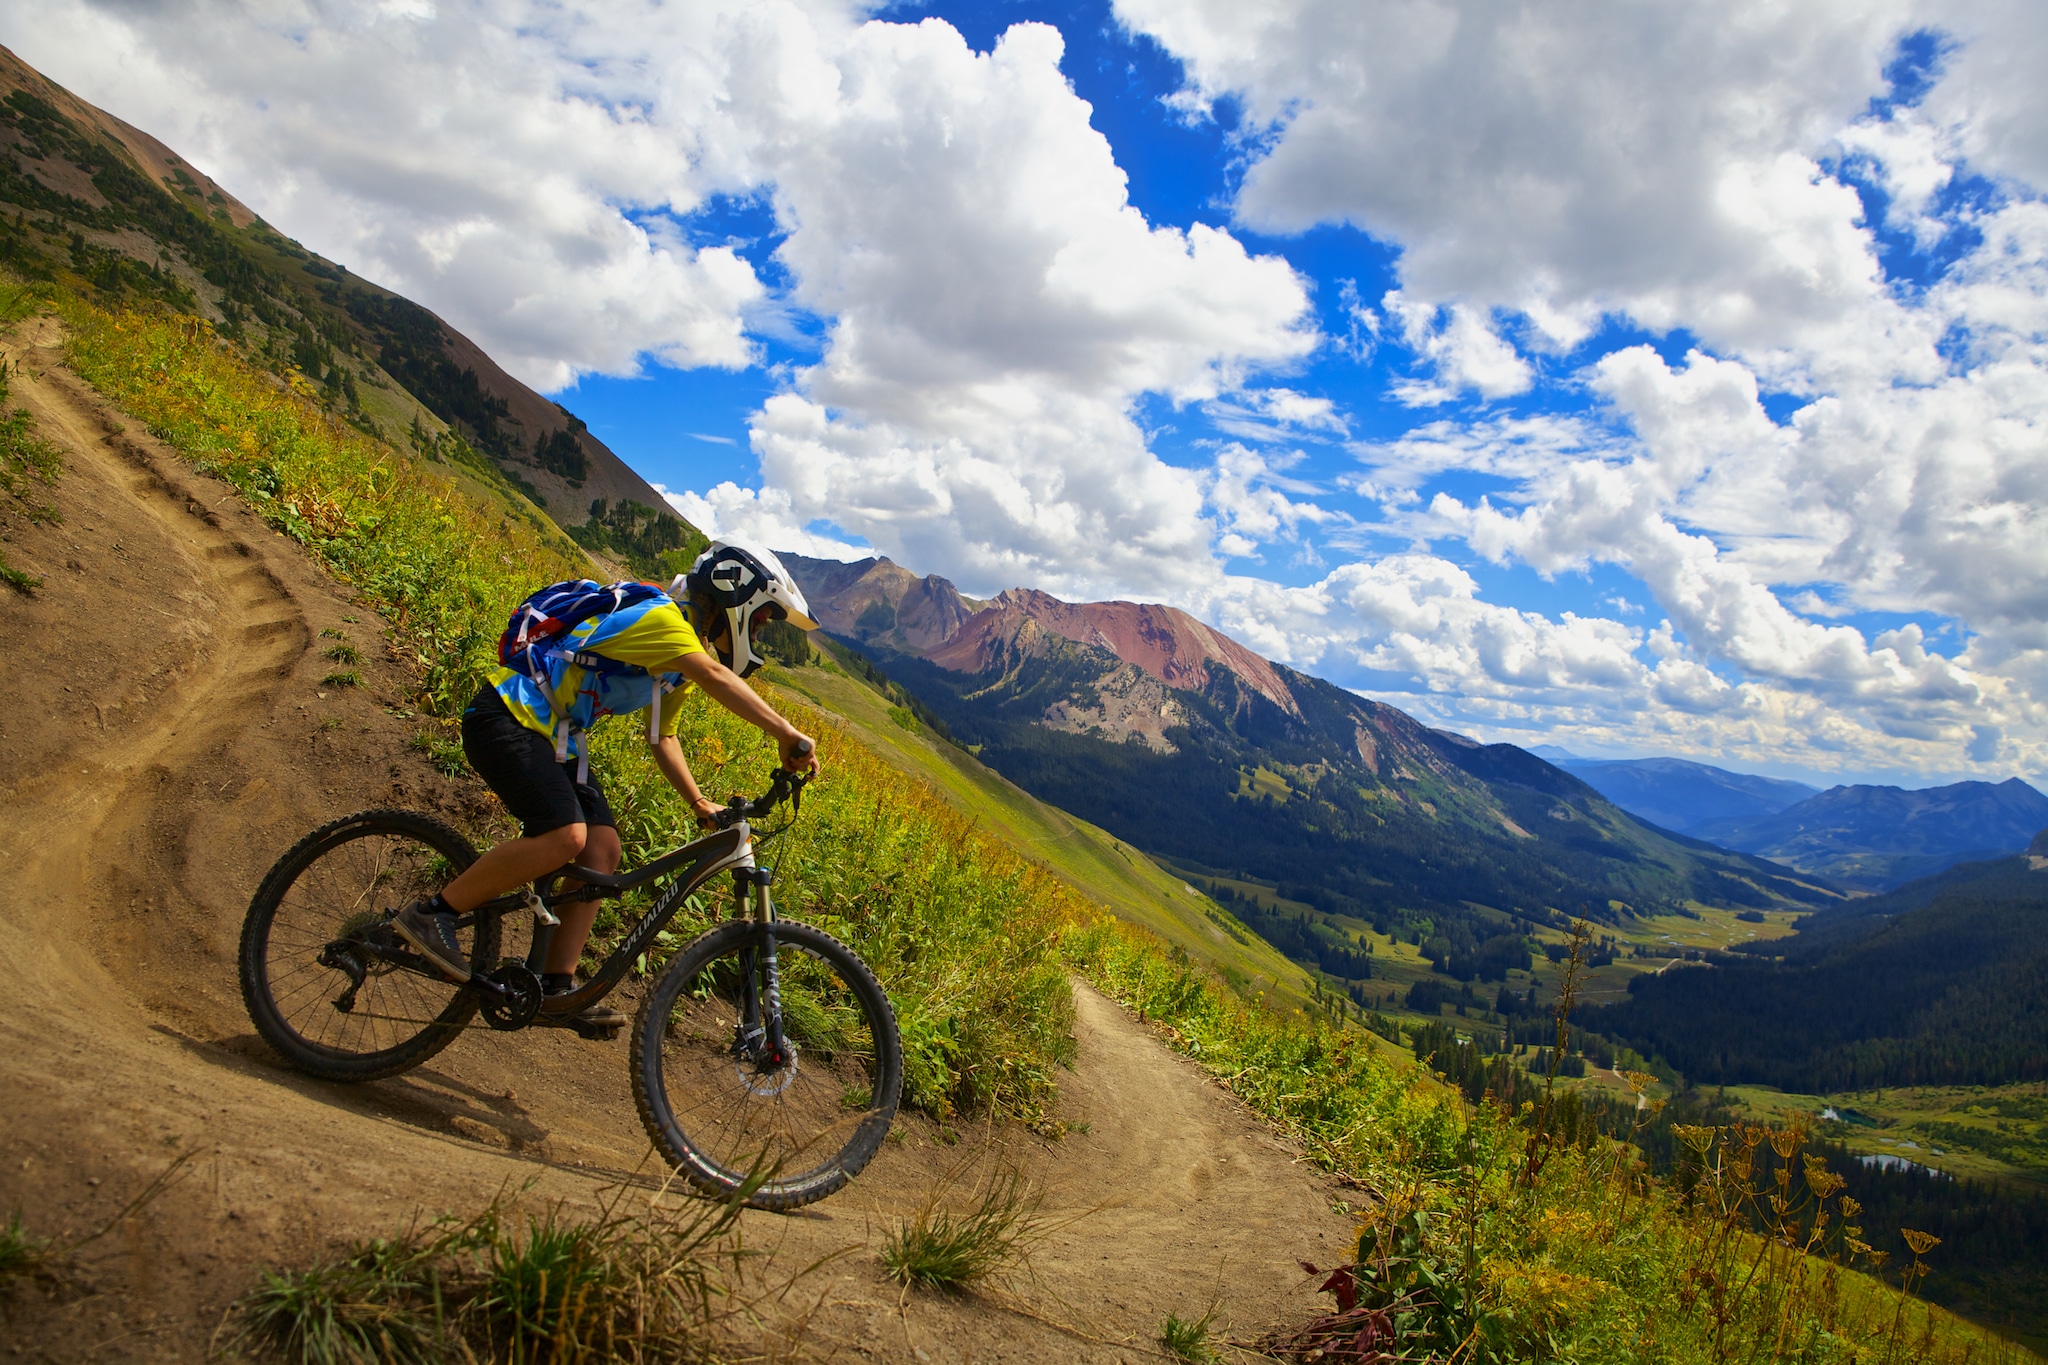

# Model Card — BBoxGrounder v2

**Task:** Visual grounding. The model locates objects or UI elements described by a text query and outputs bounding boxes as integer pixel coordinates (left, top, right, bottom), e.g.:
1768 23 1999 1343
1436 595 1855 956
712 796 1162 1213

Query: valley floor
1717 1082 2048 1189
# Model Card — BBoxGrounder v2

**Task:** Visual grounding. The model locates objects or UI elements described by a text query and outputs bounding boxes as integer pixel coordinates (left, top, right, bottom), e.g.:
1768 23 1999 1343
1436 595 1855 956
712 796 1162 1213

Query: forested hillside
873 636 1839 962
1587 856 2048 1089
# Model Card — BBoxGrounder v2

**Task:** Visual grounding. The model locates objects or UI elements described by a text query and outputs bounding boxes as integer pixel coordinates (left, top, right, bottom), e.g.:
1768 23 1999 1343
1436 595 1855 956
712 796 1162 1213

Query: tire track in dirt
0 323 1357 1363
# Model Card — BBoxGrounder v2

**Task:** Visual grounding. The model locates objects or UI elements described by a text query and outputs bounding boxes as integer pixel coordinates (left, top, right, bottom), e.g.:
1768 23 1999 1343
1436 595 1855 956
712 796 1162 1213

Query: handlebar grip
791 737 814 760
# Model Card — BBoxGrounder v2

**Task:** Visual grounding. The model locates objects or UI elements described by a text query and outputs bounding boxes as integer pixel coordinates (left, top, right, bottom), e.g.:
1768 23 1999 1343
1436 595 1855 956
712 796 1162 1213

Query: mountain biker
393 537 820 1030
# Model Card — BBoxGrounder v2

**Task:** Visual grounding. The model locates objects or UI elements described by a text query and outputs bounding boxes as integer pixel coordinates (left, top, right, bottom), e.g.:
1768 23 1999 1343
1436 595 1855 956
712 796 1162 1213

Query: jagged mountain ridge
0 45 680 532
1694 777 2048 890
780 552 985 652
784 553 1841 943
928 587 1300 717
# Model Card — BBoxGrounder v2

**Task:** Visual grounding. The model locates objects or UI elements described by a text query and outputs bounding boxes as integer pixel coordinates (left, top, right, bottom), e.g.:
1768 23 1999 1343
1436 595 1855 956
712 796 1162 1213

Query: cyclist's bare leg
439 823 587 914
544 823 620 975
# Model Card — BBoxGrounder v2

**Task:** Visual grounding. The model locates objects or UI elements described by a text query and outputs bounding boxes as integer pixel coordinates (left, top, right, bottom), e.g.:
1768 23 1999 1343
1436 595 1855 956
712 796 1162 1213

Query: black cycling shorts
460 686 617 837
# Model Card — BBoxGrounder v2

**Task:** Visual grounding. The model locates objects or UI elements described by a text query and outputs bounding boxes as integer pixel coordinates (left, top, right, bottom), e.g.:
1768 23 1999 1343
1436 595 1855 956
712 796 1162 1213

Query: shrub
880 1164 1044 1292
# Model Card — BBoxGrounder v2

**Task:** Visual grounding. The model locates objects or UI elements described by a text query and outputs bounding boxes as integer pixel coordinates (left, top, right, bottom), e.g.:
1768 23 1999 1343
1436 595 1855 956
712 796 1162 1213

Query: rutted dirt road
0 320 1357 1362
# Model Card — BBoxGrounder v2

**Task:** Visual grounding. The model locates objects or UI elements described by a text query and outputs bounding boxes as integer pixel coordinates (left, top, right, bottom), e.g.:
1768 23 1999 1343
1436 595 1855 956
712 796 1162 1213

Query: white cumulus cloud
744 20 1318 600
1 0 826 387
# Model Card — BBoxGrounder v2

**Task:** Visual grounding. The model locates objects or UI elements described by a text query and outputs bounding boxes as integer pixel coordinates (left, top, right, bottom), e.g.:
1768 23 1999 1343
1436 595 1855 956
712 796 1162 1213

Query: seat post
525 891 556 972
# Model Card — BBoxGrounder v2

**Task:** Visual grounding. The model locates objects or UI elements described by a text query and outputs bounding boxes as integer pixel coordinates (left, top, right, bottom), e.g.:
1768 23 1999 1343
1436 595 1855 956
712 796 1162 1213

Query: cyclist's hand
689 795 726 829
779 731 819 775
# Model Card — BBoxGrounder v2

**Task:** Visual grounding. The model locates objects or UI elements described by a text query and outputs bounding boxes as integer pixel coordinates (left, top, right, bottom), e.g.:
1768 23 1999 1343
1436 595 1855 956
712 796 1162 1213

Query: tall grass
879 1164 1046 1292
0 1211 48 1282
587 693 1080 1123
0 293 63 591
234 1182 748 1365
56 293 1079 1128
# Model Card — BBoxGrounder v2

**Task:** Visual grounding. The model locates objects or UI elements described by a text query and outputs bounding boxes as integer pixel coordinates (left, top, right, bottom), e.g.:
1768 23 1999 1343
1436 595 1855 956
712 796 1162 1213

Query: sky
8 0 2048 790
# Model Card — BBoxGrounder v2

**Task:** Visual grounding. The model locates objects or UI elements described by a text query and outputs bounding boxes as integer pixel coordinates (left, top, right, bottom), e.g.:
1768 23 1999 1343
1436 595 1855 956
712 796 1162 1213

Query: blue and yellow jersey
487 596 704 757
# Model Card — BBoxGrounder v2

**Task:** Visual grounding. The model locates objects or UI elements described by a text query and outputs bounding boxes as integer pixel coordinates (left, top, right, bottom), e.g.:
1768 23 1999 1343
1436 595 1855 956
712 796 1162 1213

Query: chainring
479 962 544 1031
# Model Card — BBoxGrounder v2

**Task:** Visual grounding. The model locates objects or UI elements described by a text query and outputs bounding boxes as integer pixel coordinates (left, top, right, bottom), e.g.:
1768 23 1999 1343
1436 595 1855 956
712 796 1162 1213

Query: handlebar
713 762 813 828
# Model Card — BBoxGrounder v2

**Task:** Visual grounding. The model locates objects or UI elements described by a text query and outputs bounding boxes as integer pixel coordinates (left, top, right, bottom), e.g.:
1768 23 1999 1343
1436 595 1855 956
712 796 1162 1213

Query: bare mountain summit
929 588 1300 717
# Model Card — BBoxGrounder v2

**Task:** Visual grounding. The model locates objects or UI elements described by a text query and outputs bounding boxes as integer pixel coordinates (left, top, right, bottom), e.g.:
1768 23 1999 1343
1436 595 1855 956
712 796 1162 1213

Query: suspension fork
733 866 788 1059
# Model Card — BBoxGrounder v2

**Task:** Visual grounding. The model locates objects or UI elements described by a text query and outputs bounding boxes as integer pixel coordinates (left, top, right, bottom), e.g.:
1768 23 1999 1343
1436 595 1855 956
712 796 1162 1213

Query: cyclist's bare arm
668 651 821 775
649 734 726 828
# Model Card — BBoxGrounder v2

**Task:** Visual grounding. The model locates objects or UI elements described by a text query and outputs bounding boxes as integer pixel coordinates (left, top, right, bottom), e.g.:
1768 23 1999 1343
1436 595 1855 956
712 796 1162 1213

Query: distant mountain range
1532 752 2048 892
1587 853 2048 1090
1554 755 1820 836
0 45 696 569
1691 777 2048 890
781 553 1839 980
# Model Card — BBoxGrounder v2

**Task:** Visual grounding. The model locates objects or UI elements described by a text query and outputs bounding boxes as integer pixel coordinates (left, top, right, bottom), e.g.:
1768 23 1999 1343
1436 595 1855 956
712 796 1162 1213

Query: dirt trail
0 321 1356 1362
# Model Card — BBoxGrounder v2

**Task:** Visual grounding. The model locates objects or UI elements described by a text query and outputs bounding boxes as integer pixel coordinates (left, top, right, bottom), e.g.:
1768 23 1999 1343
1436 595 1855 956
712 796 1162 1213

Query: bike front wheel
631 919 902 1210
239 809 496 1082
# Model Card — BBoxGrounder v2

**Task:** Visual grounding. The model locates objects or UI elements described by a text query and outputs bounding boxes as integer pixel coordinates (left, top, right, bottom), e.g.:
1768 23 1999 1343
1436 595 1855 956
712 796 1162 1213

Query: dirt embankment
0 319 1356 1362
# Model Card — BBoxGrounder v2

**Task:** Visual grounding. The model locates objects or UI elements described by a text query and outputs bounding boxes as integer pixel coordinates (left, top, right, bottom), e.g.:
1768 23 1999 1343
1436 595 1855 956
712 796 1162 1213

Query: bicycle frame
462 818 775 1023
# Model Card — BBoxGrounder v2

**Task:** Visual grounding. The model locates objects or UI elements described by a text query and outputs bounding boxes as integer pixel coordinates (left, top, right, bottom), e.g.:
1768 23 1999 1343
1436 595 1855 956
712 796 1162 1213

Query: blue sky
12 0 2048 789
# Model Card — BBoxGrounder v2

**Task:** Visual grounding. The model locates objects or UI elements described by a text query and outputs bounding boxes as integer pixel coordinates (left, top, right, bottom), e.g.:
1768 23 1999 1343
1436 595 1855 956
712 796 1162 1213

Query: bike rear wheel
239 809 496 1082
632 919 902 1210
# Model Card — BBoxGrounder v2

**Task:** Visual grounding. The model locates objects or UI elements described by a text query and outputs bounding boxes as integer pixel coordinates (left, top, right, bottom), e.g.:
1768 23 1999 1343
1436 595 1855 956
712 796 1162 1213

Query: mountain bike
237 767 903 1210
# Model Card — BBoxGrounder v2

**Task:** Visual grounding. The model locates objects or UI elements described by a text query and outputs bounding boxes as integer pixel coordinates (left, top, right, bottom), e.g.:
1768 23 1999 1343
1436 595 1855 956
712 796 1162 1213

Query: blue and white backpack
497 579 676 770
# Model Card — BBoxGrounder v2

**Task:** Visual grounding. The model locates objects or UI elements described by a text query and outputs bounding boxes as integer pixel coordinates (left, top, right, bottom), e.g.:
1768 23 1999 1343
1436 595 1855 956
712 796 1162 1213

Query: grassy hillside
0 65 693 545
26 276 2038 1361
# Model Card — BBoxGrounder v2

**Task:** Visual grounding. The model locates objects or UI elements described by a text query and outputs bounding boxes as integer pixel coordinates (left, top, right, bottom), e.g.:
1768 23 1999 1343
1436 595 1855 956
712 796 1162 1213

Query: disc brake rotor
732 1032 801 1097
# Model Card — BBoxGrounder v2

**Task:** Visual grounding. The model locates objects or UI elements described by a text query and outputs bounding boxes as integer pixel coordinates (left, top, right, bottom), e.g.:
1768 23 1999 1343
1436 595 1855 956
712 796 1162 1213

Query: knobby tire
239 808 493 1082
631 919 903 1211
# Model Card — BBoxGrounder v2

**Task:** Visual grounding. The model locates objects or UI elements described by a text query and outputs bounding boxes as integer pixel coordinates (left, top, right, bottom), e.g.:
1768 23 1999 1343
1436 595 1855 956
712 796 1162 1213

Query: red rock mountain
927 588 1299 717
779 553 985 651
779 556 1306 750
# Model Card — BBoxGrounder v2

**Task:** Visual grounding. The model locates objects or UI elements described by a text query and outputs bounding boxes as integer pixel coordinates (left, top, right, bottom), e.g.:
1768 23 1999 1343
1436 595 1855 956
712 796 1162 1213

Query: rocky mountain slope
0 44 686 542
784 555 1842 984
1556 754 1821 835
1694 777 2048 890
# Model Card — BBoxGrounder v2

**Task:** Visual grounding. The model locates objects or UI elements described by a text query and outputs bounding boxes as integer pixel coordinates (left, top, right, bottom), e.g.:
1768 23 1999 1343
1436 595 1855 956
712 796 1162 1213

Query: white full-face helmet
671 536 817 677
